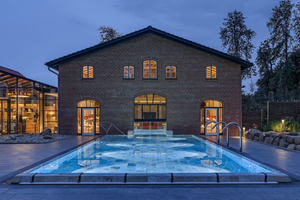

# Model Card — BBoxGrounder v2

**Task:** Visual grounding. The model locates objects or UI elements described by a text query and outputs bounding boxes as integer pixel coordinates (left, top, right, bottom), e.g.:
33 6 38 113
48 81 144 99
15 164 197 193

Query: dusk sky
0 0 298 93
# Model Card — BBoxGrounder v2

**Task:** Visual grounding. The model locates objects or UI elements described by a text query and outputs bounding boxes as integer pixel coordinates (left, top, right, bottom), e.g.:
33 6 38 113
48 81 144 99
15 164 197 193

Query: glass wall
0 71 58 134
134 94 166 131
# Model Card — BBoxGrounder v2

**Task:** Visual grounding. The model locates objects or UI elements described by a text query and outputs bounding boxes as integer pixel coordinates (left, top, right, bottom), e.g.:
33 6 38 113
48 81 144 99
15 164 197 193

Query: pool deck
0 135 300 199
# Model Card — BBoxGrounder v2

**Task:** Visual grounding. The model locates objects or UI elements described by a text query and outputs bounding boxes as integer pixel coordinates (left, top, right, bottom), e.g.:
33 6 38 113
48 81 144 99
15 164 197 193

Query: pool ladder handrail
221 122 243 153
211 121 229 147
100 122 125 135
204 121 220 144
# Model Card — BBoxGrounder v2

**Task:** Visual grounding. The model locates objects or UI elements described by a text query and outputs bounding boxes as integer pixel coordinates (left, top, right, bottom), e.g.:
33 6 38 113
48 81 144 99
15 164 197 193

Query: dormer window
124 66 134 79
143 60 157 79
206 66 216 79
83 66 93 79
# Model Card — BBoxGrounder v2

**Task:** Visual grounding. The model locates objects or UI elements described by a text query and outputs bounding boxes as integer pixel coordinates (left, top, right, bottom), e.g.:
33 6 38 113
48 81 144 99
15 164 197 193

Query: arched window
143 60 157 79
123 66 134 79
134 94 166 130
200 100 222 134
206 66 217 79
166 66 176 79
77 100 99 135
83 66 93 79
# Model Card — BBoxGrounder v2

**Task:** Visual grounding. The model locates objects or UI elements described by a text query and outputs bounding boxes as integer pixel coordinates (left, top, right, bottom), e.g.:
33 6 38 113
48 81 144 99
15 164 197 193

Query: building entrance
0 99 9 135
82 108 95 135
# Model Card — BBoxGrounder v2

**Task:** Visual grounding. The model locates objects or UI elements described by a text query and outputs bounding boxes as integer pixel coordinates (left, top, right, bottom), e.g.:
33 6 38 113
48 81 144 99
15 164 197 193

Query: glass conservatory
0 66 58 134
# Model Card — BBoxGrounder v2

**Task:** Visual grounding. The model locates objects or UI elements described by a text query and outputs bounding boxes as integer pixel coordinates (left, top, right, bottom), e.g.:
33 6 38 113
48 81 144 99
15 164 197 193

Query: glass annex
0 66 58 134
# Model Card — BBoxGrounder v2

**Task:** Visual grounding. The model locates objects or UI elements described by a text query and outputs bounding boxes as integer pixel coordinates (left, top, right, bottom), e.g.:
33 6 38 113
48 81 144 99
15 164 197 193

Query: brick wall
58 33 242 135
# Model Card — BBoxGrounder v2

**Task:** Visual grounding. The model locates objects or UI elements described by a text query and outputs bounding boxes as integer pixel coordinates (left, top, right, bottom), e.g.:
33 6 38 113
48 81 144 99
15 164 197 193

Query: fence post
267 100 269 125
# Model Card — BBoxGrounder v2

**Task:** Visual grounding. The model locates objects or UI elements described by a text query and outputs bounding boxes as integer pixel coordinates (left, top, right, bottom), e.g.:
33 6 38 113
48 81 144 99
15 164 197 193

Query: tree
219 10 256 78
98 26 122 43
267 0 294 98
219 10 256 61
293 2 300 50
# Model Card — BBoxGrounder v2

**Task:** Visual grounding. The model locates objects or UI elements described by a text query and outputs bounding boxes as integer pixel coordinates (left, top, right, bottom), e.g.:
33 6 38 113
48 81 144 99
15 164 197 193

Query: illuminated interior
200 100 223 134
206 66 217 79
166 66 176 79
83 66 93 79
134 94 166 130
0 70 58 134
123 66 134 79
77 100 100 135
143 60 157 79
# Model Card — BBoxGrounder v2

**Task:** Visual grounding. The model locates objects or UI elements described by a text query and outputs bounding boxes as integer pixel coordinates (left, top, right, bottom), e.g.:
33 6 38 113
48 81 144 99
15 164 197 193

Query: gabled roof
45 26 253 71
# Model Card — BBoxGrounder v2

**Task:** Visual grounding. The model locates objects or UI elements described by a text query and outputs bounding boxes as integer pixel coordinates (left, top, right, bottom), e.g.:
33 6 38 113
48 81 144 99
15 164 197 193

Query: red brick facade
51 28 248 136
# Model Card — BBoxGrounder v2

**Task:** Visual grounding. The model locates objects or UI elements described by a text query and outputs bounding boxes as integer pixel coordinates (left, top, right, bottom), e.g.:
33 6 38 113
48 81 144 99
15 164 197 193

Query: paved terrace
0 135 299 200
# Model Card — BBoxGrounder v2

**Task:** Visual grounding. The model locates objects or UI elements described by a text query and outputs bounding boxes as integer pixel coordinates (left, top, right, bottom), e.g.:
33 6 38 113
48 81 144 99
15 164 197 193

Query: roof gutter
48 66 58 76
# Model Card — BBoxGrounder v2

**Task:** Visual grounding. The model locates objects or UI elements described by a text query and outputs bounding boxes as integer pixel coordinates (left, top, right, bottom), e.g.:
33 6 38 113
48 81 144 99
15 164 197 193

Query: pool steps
11 172 291 184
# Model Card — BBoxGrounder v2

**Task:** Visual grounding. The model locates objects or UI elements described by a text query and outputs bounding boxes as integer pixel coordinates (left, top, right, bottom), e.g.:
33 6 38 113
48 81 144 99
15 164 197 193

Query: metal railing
204 121 219 143
204 121 243 153
222 122 242 153
212 121 229 147
99 122 125 135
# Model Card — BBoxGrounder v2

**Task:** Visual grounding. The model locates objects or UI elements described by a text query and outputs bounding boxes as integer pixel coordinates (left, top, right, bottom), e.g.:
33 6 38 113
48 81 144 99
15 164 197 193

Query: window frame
123 66 134 79
82 66 94 79
206 66 217 79
143 60 157 79
165 66 177 79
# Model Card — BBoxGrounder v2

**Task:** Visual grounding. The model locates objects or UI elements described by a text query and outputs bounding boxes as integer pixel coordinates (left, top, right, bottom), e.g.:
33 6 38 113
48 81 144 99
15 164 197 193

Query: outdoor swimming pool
12 135 291 184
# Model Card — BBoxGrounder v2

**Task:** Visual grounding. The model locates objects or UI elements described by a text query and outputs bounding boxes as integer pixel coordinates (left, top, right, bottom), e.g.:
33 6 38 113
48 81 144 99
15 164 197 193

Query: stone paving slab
0 135 97 183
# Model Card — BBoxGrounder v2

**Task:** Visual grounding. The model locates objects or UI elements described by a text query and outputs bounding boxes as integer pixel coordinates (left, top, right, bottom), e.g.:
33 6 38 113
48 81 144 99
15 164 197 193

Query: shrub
263 120 300 132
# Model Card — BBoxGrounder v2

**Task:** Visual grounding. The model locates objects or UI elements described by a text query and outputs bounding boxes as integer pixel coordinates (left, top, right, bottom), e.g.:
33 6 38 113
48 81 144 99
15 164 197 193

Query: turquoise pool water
28 135 277 174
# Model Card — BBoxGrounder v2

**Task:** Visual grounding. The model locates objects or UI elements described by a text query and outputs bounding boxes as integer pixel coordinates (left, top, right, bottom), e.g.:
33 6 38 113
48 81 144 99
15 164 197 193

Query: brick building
45 26 252 136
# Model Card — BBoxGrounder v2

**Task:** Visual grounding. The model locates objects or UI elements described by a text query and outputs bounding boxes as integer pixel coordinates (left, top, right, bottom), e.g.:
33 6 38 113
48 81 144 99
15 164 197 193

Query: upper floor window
166 66 176 79
206 66 217 79
83 66 93 79
143 60 157 79
123 66 134 79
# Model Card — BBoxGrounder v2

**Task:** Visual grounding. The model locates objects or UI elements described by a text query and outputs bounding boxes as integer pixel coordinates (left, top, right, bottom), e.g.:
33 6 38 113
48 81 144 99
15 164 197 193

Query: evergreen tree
219 10 256 78
98 26 122 43
267 0 294 98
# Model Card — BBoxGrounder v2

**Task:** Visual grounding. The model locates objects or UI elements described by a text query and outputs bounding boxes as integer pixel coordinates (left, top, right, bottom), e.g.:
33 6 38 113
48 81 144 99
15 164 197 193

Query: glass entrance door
0 100 9 135
205 108 218 135
82 108 94 135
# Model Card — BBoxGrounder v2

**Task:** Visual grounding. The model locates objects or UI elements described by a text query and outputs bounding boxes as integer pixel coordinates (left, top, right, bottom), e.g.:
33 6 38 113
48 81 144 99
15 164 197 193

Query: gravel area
0 133 69 144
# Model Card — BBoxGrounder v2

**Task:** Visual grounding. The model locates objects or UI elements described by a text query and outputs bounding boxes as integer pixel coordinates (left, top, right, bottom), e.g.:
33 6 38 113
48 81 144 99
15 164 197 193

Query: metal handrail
100 121 125 135
212 121 229 147
204 121 220 144
222 122 242 153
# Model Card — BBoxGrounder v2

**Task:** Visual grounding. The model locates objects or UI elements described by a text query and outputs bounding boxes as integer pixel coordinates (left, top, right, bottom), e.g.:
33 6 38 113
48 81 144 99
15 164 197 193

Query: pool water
29 135 277 174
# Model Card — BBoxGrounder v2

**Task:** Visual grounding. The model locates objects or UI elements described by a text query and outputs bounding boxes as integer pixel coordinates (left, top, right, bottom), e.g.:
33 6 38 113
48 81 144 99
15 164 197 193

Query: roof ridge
45 26 253 70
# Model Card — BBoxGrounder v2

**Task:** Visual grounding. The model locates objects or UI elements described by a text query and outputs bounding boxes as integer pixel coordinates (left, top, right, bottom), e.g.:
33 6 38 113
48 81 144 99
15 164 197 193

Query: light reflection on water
29 135 274 174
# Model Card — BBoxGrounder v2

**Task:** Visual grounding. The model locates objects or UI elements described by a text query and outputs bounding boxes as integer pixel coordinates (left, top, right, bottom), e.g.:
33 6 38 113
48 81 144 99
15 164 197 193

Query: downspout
48 66 59 134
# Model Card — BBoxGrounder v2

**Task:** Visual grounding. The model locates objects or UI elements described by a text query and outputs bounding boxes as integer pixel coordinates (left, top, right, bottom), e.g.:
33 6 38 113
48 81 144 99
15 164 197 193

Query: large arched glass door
200 100 223 135
134 94 166 131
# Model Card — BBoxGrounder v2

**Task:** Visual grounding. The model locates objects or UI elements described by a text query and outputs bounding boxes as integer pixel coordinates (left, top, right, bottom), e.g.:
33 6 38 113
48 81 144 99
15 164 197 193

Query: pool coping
11 135 292 185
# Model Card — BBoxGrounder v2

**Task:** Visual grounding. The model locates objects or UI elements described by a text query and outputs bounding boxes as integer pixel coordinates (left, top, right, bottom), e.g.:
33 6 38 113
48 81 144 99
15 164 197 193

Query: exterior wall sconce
243 127 245 136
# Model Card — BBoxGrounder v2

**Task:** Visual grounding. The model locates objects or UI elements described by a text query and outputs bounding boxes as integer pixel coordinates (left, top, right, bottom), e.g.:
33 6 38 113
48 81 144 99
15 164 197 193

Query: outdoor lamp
282 119 285 132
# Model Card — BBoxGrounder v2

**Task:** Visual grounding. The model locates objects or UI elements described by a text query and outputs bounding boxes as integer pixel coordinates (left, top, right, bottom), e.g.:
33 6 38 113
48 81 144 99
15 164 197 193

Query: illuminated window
143 60 157 79
83 66 93 79
166 66 176 79
123 66 134 79
206 66 217 79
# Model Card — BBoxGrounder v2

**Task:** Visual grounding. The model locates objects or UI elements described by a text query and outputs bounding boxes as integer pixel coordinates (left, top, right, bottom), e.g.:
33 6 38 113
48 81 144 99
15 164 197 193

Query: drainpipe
48 66 59 134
